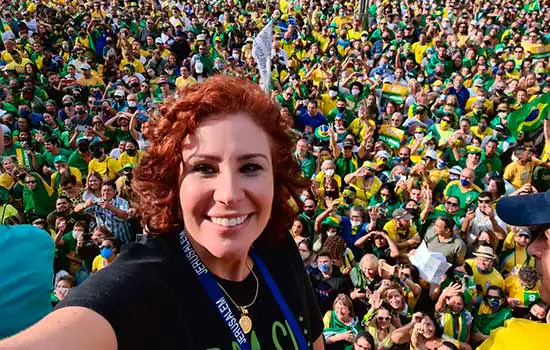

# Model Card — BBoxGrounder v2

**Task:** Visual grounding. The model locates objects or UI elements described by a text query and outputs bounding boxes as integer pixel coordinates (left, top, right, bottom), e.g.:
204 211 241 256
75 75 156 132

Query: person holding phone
1 76 325 350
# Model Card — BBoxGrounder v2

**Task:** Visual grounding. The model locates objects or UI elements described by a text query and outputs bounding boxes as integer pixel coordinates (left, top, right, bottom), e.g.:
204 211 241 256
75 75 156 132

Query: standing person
475 192 550 348
0 76 324 349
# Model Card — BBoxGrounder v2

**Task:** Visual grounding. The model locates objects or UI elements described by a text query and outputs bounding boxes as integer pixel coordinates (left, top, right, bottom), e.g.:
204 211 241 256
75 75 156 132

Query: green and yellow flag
381 83 408 104
524 0 540 13
378 124 405 148
507 92 550 135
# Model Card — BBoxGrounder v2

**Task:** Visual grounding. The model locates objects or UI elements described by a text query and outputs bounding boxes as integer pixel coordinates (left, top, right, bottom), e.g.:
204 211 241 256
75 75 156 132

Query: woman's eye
193 164 216 175
241 163 262 174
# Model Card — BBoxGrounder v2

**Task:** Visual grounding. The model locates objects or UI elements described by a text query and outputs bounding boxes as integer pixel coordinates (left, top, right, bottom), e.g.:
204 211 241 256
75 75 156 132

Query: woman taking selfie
1 76 324 349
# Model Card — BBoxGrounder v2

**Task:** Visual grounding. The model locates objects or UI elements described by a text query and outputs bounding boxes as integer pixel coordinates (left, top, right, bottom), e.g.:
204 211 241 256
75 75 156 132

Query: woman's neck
188 233 252 282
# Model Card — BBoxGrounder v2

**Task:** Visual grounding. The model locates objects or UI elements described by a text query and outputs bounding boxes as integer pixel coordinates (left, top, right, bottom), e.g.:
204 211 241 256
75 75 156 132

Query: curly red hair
134 75 309 246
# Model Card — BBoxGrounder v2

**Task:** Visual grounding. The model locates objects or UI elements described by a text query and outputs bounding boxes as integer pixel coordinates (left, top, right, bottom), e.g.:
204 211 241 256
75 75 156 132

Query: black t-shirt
308 268 352 316
58 233 323 349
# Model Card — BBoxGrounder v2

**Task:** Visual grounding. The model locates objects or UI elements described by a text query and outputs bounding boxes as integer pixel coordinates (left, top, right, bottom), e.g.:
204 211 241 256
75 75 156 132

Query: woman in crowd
80 171 103 204
323 294 362 350
2 75 324 349
365 306 396 350
471 286 513 344
91 237 119 273
22 172 57 220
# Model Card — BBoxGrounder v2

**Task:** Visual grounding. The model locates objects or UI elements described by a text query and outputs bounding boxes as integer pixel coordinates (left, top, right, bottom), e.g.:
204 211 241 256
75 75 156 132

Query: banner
522 42 550 59
252 20 273 94
378 124 405 148
507 92 550 135
381 83 408 104
524 0 540 13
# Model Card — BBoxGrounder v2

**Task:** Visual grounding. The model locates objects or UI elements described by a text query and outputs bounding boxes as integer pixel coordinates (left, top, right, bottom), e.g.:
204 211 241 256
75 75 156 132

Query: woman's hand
369 290 383 309
337 330 355 343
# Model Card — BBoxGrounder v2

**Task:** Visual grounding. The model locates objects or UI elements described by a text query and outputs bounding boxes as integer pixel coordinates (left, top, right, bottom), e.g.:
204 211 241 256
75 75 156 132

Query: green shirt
444 180 481 216
42 148 72 168
294 152 316 179
481 151 503 174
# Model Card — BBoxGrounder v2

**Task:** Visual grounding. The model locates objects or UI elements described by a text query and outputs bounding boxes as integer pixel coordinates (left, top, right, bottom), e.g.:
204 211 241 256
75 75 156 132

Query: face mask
489 299 501 308
63 102 73 107
350 219 362 227
498 112 507 118
418 76 424 82
128 101 137 108
126 148 137 156
328 90 338 98
325 169 335 176
92 150 103 159
427 144 436 151
406 207 419 217
528 313 544 322
479 125 487 131
440 120 449 129
100 247 113 259
304 209 315 217
436 159 446 169
319 263 331 273
300 250 311 261
460 178 470 187
215 63 223 70
344 196 354 205
414 132 424 140
337 106 346 112
76 109 86 115
300 194 307 203
20 110 30 117
327 230 337 237
351 89 360 96
57 286 70 295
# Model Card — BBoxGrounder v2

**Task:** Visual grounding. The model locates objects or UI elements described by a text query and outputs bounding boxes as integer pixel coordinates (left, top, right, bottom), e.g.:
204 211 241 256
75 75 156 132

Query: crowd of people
0 0 549 348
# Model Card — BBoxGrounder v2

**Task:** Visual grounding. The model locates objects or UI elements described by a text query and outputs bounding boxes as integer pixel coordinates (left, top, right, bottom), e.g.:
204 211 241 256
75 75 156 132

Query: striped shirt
86 197 132 244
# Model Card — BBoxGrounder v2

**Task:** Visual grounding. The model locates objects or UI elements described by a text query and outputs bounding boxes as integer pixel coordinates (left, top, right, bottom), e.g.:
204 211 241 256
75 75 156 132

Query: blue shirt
340 216 367 259
0 225 54 338
297 108 327 131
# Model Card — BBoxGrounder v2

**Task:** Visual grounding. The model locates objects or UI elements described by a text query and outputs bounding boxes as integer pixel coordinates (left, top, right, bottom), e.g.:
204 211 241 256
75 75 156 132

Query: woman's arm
0 306 117 349
312 334 325 349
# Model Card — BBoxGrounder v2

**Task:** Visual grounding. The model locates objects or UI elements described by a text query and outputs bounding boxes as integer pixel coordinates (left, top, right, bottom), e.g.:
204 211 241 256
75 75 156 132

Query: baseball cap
424 150 438 160
114 89 125 97
449 165 463 177
496 192 550 227
343 139 354 148
122 163 135 170
80 63 91 71
392 208 413 221
473 79 484 87
54 155 68 164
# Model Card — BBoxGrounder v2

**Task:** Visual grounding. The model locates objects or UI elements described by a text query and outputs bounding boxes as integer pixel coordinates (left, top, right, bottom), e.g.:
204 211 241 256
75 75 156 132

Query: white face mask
300 250 311 261
328 90 337 98
498 112 507 118
414 132 424 140
350 219 362 227
351 88 360 96
325 168 335 176
361 36 368 42
128 100 137 107
327 230 337 237
427 144 436 150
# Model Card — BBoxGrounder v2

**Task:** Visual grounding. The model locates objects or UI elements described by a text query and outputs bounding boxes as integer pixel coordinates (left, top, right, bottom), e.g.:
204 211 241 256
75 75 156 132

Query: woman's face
335 300 351 319
386 289 403 309
447 295 464 312
419 316 436 339
376 308 391 328
478 231 491 244
2 158 15 173
88 175 101 190
179 113 274 261
291 219 303 235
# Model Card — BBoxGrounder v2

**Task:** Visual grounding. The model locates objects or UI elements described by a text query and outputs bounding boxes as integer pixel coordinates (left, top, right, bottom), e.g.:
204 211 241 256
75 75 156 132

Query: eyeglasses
446 201 459 207
376 316 391 321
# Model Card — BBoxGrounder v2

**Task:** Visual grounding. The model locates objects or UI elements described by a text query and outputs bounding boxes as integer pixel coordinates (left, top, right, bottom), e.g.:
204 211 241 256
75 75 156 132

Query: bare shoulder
0 307 117 350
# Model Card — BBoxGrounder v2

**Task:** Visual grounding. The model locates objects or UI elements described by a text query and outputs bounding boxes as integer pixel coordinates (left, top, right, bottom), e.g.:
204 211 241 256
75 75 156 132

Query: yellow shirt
175 75 197 89
119 58 145 73
541 141 549 162
478 318 550 350
504 274 541 307
118 151 144 169
347 29 363 41
88 156 121 180
383 219 418 243
411 42 430 64
0 173 14 189
471 126 495 140
466 258 505 295
51 167 83 192
4 58 33 74
78 72 105 86
352 175 382 204
503 160 542 189
320 94 338 116
348 118 376 141
0 203 19 224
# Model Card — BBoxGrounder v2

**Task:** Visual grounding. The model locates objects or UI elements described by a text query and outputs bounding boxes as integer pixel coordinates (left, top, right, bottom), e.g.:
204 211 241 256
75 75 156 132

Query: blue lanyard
178 231 308 349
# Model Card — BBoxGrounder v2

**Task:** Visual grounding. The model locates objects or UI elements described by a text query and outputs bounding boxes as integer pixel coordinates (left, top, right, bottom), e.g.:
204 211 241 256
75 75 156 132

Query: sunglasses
446 201 459 207
377 316 391 321
478 199 491 204
26 180 36 184
487 296 501 301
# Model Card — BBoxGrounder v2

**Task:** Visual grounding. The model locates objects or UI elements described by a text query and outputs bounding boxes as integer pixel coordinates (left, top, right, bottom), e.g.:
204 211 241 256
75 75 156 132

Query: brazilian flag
507 92 550 135
524 0 540 13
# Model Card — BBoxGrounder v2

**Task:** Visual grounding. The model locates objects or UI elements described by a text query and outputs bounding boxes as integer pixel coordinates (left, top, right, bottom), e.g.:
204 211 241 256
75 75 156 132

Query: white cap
424 150 438 160
80 63 91 71
114 89 125 97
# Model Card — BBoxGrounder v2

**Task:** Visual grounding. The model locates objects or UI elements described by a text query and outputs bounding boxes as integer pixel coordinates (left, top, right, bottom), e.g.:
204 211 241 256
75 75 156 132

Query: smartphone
469 202 478 212
76 125 88 132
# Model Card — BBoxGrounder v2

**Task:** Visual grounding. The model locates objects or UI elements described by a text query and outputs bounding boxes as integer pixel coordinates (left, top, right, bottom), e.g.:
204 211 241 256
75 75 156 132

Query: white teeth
210 215 248 227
